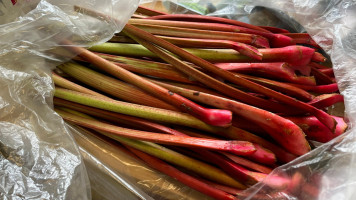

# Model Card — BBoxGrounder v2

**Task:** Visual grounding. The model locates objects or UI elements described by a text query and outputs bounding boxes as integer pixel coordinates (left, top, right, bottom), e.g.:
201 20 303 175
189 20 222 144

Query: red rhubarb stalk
150 79 311 156
215 62 316 86
129 18 294 47
199 151 267 186
131 23 270 48
223 153 273 174
318 68 334 77
289 83 339 94
66 45 233 127
56 108 256 155
234 74 314 102
126 147 236 200
282 33 320 48
287 116 347 143
308 94 344 109
146 14 271 33
198 178 244 195
259 26 290 33
311 66 335 84
312 52 327 62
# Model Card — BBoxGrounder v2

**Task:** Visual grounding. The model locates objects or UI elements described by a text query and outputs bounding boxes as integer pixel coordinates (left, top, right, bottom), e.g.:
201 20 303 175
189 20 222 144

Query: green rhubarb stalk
58 62 179 111
151 35 263 60
56 108 255 155
86 52 194 84
68 45 232 127
54 97 187 136
89 43 317 66
52 72 108 99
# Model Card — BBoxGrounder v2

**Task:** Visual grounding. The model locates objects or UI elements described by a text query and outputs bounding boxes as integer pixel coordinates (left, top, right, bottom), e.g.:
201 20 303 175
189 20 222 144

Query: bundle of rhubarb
53 6 346 199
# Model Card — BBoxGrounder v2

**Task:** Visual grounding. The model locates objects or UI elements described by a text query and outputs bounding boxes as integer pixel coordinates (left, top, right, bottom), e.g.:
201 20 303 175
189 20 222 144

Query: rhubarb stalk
58 62 179 111
129 18 294 47
66 45 233 127
56 108 255 155
146 14 270 33
121 28 336 130
215 62 316 86
127 146 236 200
131 23 270 48
149 79 310 156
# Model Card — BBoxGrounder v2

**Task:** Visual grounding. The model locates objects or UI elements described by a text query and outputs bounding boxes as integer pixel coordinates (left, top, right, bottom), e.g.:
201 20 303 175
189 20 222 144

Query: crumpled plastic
0 0 138 199
75 0 356 199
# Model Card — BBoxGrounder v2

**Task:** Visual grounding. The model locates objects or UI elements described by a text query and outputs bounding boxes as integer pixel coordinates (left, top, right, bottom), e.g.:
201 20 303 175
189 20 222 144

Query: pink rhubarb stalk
66 45 233 127
177 127 277 166
129 18 294 47
132 23 270 48
215 62 316 85
56 108 256 155
146 14 271 33
154 35 263 60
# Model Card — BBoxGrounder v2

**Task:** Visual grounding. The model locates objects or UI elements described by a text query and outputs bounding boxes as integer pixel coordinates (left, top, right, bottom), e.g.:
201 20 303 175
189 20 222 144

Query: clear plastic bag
0 0 138 199
76 0 356 199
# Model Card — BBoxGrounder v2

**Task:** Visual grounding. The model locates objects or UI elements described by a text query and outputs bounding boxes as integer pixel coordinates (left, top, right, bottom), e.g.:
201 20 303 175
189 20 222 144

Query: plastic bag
0 0 138 199
74 0 356 199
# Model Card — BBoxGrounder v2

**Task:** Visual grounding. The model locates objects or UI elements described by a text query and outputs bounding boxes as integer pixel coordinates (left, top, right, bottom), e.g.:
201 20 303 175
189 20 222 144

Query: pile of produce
53 5 346 199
